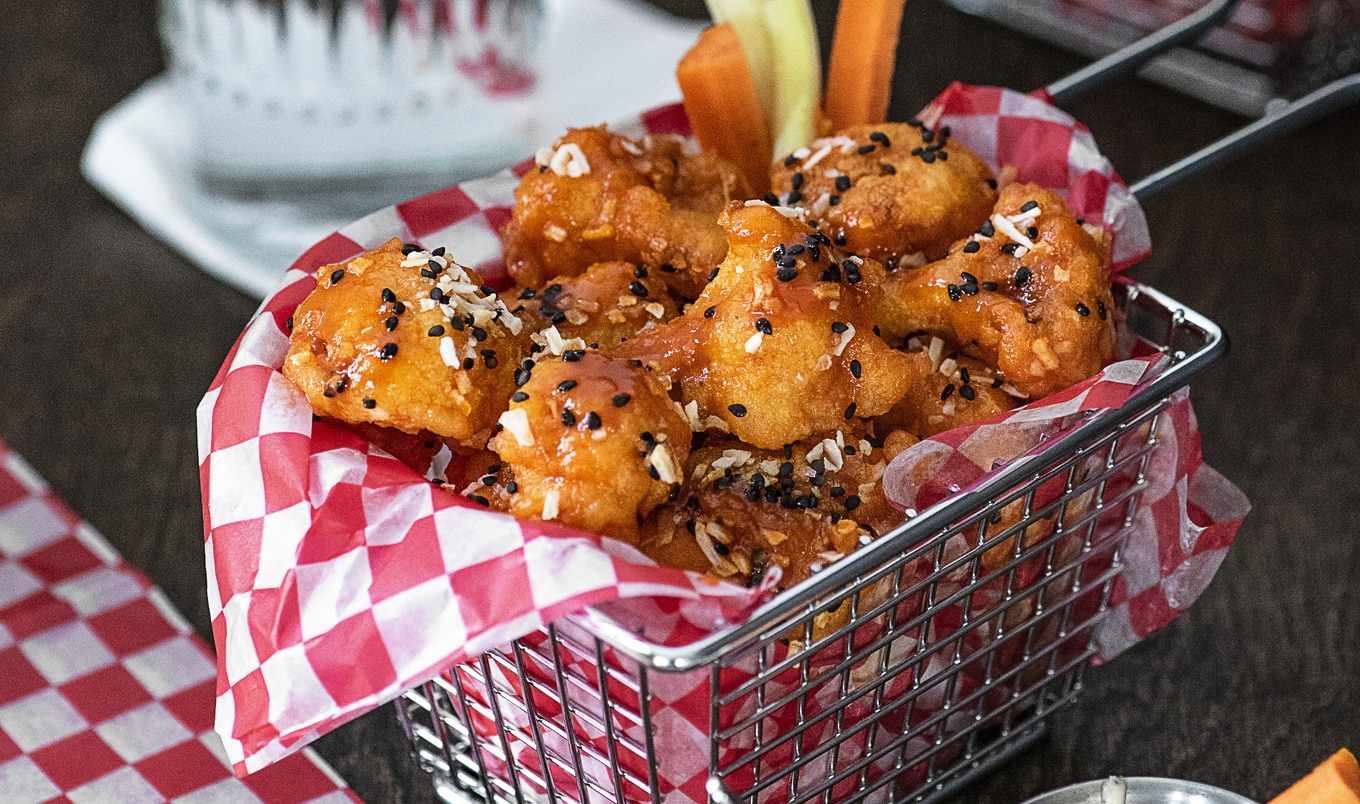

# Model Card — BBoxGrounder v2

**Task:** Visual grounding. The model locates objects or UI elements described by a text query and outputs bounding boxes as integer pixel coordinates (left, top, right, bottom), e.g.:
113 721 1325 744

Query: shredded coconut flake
542 490 560 520
833 323 856 357
549 143 590 177
928 337 945 371
439 336 458 367
991 213 1036 251
745 332 764 354
938 357 958 378
649 444 679 484
498 408 534 447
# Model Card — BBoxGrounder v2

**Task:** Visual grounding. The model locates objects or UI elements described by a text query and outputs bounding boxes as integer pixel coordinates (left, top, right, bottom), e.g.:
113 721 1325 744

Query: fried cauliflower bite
486 352 691 539
769 121 997 266
511 261 678 350
874 347 1019 438
283 239 527 446
501 126 749 296
641 428 911 589
617 202 917 450
876 183 1116 400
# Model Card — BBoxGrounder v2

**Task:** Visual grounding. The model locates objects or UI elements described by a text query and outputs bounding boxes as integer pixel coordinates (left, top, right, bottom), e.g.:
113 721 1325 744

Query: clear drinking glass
159 0 545 205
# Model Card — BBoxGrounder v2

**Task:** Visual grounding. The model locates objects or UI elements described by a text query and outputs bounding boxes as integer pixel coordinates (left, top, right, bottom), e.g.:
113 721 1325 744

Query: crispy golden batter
511 261 678 350
875 349 1018 438
641 428 910 589
485 352 691 539
501 126 748 296
769 122 997 265
877 183 1116 400
283 239 527 446
617 202 916 450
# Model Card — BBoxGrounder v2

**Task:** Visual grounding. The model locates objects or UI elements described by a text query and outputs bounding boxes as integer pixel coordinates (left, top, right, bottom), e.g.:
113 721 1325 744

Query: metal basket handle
1035 0 1360 200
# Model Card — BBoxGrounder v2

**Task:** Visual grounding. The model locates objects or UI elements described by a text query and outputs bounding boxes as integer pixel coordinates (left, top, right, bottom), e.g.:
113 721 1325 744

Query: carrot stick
677 22 773 196
823 0 909 130
1269 749 1360 804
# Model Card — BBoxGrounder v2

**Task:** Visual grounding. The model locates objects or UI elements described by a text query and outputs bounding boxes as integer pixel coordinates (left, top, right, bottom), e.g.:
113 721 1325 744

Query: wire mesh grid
395 280 1224 804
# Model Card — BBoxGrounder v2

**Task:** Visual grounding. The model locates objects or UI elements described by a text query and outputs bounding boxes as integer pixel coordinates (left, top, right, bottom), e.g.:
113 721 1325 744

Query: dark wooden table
2 1 1356 802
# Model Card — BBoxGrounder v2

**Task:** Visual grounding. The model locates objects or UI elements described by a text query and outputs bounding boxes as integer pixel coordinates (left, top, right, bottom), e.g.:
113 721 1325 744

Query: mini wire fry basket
389 11 1360 803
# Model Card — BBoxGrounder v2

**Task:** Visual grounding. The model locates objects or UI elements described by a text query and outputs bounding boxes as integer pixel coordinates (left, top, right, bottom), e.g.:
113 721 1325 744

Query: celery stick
762 0 820 158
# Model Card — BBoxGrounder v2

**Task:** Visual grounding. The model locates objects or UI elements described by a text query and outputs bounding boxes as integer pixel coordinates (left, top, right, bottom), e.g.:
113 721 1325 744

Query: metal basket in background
391 15 1360 804
946 0 1360 116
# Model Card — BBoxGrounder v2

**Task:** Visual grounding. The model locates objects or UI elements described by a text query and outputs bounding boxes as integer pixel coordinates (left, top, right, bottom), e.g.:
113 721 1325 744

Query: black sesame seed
421 267 439 280
481 475 497 486
561 409 576 427
959 384 976 401
285 316 293 331
1097 300 1108 320
380 342 398 360
869 131 891 147
585 411 602 430
791 172 804 191
784 444 793 460
844 495 861 512
628 281 648 298
1075 302 1091 316
763 192 780 205
537 304 561 320
506 481 518 494
921 151 936 164
844 402 857 419
401 243 420 255
728 403 747 418
469 494 489 507
828 195 841 206
807 244 820 261
979 220 995 237
778 461 793 477
788 244 805 256
557 379 578 393
783 153 798 167
834 233 848 245
634 265 648 279
362 397 377 409
612 393 631 408
1000 243 1019 255
829 486 846 497
512 391 529 402
785 190 802 204
514 367 532 387
776 267 798 282
449 316 464 331
941 384 955 401
755 318 772 335
982 281 998 292
386 316 399 332
658 262 676 273
329 269 345 285
428 324 445 337
963 241 981 254
647 465 660 480
1020 200 1039 212
1015 266 1032 285
471 327 488 341
947 284 963 302
850 359 862 379
563 349 585 362
1026 226 1039 239
831 321 848 334
960 366 971 383
856 144 876 154
880 163 896 176
960 271 977 285
335 376 349 393
986 178 998 189
834 175 851 192
463 358 475 370
708 268 719 282
922 128 935 143
703 306 716 318
382 287 396 303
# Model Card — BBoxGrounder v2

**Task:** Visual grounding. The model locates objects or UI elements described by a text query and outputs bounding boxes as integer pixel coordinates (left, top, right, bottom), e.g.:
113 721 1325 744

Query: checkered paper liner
0 440 361 804
198 84 1247 782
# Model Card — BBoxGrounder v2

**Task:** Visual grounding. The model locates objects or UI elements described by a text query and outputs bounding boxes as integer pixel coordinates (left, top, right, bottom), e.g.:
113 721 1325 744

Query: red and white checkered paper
0 440 361 804
198 84 1247 787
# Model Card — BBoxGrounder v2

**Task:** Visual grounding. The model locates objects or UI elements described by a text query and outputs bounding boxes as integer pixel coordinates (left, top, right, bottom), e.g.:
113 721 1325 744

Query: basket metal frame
395 279 1226 804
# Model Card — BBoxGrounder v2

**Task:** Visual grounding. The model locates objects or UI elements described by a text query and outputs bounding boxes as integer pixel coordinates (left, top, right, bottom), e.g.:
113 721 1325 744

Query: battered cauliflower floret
618 202 916 450
283 239 527 446
873 347 1018 438
877 183 1116 400
501 126 749 297
641 427 911 590
486 352 691 539
769 121 997 266
511 261 678 350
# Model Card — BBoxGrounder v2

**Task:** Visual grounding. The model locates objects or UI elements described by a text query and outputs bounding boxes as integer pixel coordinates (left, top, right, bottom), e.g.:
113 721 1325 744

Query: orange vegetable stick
1269 749 1360 804
823 0 909 130
677 22 772 196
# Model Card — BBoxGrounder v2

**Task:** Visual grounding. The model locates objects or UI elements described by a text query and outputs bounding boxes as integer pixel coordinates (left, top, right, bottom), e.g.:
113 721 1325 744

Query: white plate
1022 777 1258 804
81 0 705 299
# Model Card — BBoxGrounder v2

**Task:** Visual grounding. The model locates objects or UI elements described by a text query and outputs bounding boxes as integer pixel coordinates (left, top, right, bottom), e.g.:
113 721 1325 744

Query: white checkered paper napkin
198 85 1248 794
